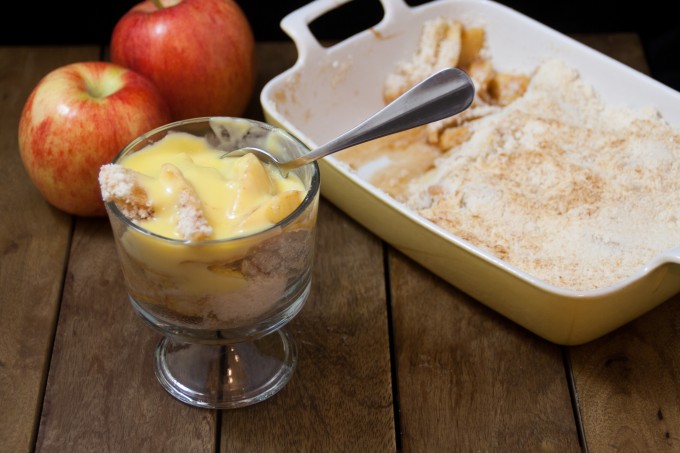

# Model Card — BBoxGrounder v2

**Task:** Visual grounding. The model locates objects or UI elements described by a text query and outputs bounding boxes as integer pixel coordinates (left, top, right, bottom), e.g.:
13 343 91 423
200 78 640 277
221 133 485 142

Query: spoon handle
282 67 475 170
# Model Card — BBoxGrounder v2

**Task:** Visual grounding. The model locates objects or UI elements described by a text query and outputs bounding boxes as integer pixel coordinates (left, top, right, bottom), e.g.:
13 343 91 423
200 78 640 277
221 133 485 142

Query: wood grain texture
220 200 395 452
36 218 216 452
570 295 680 451
389 250 580 451
570 33 649 71
220 42 394 452
4 32 676 453
567 33 680 453
0 46 96 453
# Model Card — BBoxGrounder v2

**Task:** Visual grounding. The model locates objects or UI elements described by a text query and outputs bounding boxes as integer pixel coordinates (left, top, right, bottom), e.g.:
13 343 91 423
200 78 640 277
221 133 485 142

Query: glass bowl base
153 327 297 409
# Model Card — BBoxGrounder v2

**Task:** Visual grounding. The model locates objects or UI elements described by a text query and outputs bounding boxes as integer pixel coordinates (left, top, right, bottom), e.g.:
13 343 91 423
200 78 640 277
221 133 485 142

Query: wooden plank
36 218 216 452
389 250 580 451
567 33 680 452
220 200 395 451
570 32 648 71
569 295 680 451
0 46 96 453
217 42 393 450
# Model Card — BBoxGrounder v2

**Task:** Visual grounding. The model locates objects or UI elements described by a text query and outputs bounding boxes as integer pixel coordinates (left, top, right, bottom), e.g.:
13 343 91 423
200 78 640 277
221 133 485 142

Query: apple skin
18 61 172 217
110 0 255 121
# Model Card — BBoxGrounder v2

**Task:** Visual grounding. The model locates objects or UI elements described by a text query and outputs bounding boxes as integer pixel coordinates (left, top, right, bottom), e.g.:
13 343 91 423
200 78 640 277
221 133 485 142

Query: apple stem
150 0 164 8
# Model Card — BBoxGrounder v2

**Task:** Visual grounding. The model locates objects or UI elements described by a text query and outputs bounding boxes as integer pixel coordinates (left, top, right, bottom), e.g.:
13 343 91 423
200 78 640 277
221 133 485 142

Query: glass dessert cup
104 117 320 409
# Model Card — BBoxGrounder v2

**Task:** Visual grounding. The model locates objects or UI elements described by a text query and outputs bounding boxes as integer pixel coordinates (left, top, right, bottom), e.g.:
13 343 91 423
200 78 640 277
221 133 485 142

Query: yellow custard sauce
119 132 306 240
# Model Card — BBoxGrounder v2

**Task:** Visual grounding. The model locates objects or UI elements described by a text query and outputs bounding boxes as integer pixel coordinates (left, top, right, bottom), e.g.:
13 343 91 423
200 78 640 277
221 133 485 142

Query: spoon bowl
222 67 475 175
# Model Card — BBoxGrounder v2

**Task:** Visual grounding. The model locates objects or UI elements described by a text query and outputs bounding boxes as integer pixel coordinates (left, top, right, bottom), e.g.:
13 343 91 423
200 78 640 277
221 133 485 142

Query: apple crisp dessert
336 17 680 291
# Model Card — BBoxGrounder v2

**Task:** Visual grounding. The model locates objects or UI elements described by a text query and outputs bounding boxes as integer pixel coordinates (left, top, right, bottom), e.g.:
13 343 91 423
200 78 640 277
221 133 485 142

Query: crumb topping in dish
337 17 680 291
407 58 680 290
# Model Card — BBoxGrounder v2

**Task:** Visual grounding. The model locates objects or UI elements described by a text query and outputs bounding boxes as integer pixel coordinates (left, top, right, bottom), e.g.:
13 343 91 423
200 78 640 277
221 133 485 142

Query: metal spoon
222 67 475 174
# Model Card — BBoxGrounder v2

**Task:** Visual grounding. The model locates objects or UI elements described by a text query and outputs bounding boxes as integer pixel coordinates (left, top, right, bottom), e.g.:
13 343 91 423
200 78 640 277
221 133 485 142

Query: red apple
110 0 255 121
18 61 172 217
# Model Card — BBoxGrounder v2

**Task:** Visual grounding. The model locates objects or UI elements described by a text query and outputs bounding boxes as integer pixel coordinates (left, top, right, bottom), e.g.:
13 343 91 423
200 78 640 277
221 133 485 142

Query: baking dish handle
645 246 680 276
661 247 680 265
280 0 412 62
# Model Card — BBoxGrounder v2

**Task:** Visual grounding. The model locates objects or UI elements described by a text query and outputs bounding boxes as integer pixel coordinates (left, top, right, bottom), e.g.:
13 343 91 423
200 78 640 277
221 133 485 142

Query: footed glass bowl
104 117 320 409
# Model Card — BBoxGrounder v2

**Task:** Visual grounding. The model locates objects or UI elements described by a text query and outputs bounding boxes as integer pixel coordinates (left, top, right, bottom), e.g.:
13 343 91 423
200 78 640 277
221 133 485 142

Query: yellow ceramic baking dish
260 0 680 345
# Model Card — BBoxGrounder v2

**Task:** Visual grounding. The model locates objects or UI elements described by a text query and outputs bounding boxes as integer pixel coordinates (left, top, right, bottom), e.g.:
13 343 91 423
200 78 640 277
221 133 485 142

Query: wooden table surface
2 34 680 453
